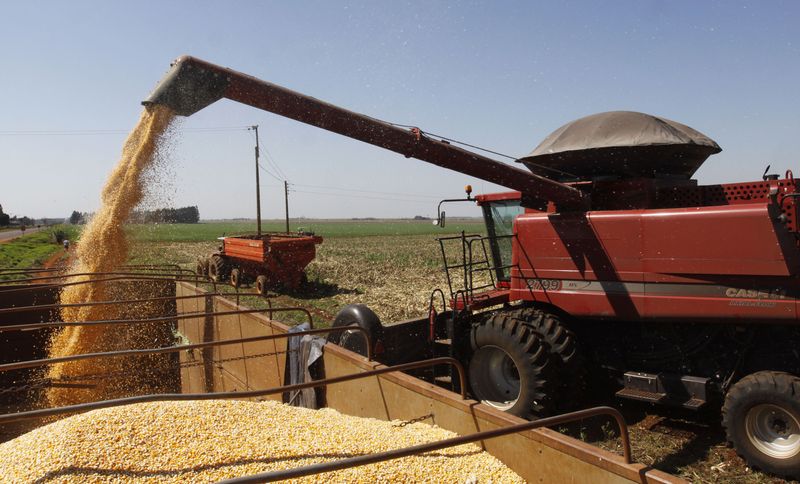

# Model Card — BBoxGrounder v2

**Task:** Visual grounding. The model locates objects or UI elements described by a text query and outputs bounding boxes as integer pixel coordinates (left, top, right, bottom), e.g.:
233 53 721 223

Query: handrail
0 357 466 424
0 291 233 314
0 325 372 372
218 405 632 483
0 275 203 294
0 307 314 333
0 270 202 285
0 263 187 275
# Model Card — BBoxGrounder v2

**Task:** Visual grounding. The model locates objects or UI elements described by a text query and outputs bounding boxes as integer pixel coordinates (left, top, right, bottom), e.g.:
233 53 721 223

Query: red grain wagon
197 232 322 294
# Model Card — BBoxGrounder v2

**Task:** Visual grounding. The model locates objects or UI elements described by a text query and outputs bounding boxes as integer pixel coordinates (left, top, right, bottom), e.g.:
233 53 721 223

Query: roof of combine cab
518 111 721 181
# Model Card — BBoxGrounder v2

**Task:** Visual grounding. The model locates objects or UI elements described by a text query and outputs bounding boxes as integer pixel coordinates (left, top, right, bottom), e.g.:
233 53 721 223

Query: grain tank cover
519 111 721 181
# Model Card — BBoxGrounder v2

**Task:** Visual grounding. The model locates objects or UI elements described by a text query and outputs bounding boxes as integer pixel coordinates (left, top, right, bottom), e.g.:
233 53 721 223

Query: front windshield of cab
483 200 523 281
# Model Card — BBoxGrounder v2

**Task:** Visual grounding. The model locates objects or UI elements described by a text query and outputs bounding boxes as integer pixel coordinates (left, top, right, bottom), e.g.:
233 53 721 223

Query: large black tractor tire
327 304 382 359
509 307 587 411
207 255 230 283
468 312 557 419
723 371 800 479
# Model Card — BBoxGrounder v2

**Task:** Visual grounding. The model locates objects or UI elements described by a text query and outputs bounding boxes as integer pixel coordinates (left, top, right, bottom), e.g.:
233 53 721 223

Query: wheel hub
745 404 800 459
468 345 520 411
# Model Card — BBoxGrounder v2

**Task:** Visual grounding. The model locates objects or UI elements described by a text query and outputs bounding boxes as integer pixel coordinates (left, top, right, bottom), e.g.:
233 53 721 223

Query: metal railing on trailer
0 264 306 318
0 298 631 479
0 271 635 481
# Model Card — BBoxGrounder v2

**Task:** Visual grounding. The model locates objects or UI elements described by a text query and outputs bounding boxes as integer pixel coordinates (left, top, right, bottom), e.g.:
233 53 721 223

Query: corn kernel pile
0 400 523 483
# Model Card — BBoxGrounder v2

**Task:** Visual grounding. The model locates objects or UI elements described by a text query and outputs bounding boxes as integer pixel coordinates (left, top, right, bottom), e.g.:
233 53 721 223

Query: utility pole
250 125 262 236
284 180 290 233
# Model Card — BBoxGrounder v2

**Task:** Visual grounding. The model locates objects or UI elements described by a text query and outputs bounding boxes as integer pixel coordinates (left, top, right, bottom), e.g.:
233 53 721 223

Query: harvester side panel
510 203 799 321
640 205 797 276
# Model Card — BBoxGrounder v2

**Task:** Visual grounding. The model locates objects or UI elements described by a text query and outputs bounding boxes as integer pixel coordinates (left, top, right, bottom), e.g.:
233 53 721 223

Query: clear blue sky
1 1 798 219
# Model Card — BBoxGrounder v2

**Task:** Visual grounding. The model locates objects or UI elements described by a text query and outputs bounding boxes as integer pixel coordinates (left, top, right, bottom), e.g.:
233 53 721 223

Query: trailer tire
230 268 242 288
469 312 556 419
208 255 230 283
723 371 800 479
510 308 587 411
196 257 208 279
255 275 268 295
328 304 382 358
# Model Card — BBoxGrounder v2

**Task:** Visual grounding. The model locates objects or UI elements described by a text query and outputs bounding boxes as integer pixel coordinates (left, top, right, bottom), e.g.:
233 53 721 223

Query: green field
127 218 485 242
0 226 78 276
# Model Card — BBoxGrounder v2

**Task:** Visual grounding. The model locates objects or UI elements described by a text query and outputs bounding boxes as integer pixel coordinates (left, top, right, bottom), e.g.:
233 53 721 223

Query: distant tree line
0 204 35 227
131 206 200 224
0 205 8 227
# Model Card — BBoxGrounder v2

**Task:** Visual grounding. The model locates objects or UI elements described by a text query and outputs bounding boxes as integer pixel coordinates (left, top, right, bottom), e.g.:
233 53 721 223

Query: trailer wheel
469 312 556 419
230 268 242 288
255 275 268 295
208 255 230 283
510 308 587 411
195 257 208 279
723 371 800 479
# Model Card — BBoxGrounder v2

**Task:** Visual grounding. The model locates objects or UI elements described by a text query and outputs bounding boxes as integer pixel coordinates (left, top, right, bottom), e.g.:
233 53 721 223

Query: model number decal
525 279 562 291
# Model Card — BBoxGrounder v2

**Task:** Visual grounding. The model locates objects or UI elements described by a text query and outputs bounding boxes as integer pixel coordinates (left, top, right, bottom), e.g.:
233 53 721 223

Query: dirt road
0 227 42 243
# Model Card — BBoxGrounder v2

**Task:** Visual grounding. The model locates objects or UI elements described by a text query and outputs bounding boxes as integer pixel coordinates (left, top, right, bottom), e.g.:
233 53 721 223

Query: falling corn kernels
0 400 523 483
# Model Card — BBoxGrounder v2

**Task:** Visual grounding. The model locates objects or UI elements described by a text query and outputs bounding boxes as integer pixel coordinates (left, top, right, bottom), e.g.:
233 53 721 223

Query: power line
262 147 288 180
257 163 284 183
265 156 288 181
292 182 440 200
291 189 435 205
246 127 289 181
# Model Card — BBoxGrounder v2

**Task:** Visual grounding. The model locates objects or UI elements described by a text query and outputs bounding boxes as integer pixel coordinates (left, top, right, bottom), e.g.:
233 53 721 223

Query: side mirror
437 211 446 228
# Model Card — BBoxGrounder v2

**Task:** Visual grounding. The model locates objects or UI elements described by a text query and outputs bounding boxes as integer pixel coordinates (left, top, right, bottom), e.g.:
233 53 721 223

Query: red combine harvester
145 56 800 478
198 232 322 293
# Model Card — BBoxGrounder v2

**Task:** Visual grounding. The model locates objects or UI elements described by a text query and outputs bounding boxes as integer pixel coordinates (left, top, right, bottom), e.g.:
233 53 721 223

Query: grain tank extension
144 56 800 479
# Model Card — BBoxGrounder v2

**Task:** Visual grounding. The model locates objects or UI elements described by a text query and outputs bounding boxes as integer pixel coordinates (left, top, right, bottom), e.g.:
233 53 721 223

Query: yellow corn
0 400 523 483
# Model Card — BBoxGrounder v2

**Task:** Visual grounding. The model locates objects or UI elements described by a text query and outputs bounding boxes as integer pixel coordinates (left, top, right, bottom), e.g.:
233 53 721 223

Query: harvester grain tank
144 56 800 479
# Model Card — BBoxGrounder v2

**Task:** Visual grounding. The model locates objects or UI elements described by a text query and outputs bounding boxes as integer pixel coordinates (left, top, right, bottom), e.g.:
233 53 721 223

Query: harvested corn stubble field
0 399 523 483
127 219 488 323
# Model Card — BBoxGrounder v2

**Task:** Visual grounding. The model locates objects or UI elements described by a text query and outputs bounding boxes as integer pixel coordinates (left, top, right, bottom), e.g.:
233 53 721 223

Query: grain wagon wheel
255 275 269 296
468 312 557 419
207 255 230 283
723 371 800 479
195 257 208 279
230 268 242 288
